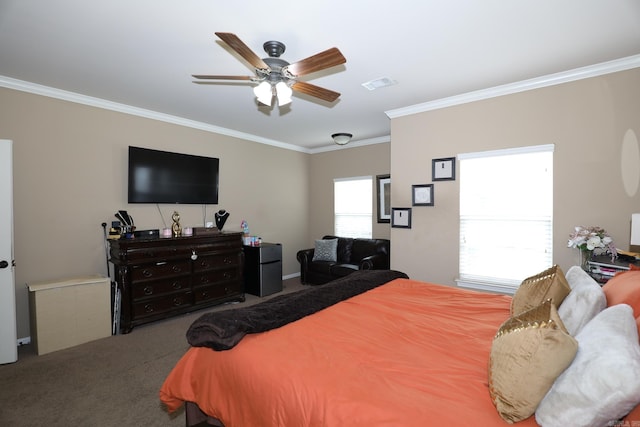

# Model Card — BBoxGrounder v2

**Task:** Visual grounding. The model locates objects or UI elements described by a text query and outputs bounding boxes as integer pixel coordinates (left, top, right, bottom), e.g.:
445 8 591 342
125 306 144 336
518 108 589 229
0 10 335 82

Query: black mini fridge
243 243 283 297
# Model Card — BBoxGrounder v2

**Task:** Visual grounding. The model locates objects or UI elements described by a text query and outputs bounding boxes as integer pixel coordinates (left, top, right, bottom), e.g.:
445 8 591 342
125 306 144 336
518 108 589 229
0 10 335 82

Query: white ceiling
1 0 639 151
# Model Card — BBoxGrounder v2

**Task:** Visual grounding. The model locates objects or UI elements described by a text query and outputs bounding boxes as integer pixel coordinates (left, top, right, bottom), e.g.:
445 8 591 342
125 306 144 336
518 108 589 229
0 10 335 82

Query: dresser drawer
193 253 240 272
193 267 240 287
193 235 242 252
132 291 192 318
194 282 242 304
123 246 190 262
131 261 190 281
131 276 190 300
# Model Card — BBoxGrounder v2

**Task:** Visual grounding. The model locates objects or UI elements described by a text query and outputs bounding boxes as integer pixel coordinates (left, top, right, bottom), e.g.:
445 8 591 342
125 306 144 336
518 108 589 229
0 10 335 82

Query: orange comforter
160 278 539 426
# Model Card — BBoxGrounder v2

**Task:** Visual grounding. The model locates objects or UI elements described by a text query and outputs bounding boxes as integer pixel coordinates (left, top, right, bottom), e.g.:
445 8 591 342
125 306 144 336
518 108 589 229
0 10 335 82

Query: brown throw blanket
187 269 409 350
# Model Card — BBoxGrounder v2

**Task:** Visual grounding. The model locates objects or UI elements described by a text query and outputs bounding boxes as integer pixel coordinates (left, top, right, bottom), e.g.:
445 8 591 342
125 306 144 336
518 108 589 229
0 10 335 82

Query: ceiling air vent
361 77 398 91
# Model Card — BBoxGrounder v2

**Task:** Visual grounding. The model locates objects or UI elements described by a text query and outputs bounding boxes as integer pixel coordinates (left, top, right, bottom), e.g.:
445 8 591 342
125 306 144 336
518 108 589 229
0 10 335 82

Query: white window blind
334 177 373 238
458 145 553 293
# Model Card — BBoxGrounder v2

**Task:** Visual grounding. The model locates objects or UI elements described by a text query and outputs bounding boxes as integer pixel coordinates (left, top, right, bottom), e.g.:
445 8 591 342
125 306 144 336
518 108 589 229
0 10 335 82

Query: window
457 144 553 294
334 177 373 238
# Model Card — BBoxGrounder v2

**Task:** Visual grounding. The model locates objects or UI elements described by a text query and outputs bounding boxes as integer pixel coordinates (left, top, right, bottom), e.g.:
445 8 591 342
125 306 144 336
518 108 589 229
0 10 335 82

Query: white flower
567 225 617 260
586 236 601 250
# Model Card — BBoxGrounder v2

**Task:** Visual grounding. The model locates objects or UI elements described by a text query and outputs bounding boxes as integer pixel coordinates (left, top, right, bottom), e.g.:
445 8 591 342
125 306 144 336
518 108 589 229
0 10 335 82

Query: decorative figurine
171 211 182 237
215 209 230 231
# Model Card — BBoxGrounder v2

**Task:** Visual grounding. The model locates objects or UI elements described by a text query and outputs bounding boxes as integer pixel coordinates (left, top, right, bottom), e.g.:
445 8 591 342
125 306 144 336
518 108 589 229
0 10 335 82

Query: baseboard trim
283 272 301 280
17 337 31 346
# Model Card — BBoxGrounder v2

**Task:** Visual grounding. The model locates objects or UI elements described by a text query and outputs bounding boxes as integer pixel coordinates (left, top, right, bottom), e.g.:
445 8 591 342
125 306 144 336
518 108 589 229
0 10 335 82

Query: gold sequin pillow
489 300 578 424
511 265 571 316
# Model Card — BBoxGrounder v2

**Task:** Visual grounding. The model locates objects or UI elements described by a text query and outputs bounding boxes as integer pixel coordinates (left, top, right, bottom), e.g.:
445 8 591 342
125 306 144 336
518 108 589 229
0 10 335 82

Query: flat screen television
128 146 219 204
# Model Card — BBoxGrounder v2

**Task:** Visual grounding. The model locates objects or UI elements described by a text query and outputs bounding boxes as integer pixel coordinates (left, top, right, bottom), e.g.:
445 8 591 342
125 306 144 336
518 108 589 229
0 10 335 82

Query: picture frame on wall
412 184 434 206
432 157 456 181
391 207 412 229
376 174 391 223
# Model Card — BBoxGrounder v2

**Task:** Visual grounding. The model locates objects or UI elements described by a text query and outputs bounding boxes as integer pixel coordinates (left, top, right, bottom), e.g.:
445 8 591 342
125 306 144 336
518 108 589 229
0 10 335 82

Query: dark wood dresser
109 232 244 333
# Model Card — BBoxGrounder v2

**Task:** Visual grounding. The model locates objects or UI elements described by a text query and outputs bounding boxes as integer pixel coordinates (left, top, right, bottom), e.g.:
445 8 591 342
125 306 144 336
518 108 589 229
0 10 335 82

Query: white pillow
558 266 606 335
535 304 640 427
565 265 596 290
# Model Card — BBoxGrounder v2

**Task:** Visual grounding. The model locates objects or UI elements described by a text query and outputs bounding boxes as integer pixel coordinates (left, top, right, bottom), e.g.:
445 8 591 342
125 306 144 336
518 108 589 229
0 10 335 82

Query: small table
587 255 640 284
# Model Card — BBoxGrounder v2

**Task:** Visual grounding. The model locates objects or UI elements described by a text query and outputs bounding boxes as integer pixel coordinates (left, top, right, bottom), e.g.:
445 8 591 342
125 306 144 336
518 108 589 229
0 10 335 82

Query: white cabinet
28 276 111 355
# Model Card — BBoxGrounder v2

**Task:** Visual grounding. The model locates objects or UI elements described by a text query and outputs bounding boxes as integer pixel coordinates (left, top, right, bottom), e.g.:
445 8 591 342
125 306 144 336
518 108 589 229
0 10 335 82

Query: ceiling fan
193 32 347 107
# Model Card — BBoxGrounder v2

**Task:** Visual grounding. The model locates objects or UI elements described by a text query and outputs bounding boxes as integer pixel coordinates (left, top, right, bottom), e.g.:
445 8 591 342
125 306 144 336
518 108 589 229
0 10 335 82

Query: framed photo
391 207 412 229
376 174 391 223
412 184 434 206
432 157 456 181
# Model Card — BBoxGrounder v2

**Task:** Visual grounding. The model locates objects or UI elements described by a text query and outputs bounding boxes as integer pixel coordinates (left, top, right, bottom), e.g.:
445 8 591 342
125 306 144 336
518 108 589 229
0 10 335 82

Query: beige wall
307 143 391 246
0 87 310 338
390 68 640 285
4 67 638 340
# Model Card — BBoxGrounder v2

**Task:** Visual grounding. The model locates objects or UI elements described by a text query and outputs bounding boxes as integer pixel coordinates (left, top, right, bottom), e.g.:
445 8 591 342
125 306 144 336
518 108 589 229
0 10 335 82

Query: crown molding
3 54 638 153
385 54 640 119
0 75 310 153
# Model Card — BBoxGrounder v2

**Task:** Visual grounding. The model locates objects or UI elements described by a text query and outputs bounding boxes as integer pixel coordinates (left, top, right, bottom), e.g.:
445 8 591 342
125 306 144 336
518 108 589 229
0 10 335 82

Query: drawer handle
199 260 210 268
173 297 184 306
143 286 153 296
172 281 181 290
201 291 209 299
172 265 182 273
200 276 210 284
142 269 153 278
144 304 154 313
223 272 231 279
224 258 232 264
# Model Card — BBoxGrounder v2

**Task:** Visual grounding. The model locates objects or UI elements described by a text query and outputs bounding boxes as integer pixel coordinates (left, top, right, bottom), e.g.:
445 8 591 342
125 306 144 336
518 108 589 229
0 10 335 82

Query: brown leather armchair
296 235 390 285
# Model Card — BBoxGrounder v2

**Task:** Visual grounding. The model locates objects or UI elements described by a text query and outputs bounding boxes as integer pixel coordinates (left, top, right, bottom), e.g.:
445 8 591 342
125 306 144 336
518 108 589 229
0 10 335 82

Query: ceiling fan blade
285 47 346 77
291 81 341 102
214 32 269 71
192 75 254 81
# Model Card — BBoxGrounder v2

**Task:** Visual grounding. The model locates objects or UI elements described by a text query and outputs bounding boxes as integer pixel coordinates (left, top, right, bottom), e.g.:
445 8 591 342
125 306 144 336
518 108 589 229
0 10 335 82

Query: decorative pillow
565 265 595 290
489 300 578 423
535 304 640 427
558 266 606 336
511 265 571 315
602 269 640 317
312 239 338 262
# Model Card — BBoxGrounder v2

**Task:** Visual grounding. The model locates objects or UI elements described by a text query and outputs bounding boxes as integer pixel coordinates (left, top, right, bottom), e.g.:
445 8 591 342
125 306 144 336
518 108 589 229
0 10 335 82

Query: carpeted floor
0 277 304 427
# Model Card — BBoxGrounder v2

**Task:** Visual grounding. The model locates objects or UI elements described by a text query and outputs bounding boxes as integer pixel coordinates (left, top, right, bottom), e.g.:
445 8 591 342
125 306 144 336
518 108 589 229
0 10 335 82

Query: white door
0 140 17 364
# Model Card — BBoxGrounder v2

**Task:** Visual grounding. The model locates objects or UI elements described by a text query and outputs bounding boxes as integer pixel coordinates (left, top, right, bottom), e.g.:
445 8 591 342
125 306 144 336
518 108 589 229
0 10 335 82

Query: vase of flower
579 249 593 272
568 225 617 271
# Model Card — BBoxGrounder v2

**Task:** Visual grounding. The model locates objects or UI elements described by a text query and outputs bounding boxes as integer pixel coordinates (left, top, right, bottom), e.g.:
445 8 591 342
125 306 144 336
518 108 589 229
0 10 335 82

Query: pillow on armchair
312 239 338 262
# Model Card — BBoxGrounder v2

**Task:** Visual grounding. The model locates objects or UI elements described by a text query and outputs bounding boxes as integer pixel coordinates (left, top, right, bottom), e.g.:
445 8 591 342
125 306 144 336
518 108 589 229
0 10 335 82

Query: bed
160 267 640 426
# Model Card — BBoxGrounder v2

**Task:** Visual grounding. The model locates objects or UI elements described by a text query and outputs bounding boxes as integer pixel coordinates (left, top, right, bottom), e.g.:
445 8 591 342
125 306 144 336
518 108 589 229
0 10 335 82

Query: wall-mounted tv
128 146 219 204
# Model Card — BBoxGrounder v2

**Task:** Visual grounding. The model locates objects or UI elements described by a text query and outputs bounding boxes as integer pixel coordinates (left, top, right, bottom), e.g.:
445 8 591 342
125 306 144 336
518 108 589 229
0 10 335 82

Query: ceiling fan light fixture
332 133 353 145
275 82 292 106
254 81 273 106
